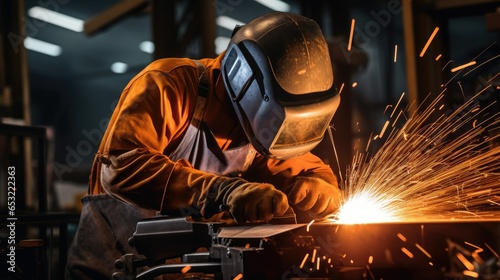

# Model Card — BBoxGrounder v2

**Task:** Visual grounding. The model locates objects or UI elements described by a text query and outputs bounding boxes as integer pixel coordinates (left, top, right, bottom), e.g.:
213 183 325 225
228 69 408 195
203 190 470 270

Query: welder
66 11 342 280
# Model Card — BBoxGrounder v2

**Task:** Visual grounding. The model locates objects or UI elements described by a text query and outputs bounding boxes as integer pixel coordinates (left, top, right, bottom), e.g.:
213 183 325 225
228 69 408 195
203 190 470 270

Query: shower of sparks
330 50 500 223
335 190 400 223
419 27 440 57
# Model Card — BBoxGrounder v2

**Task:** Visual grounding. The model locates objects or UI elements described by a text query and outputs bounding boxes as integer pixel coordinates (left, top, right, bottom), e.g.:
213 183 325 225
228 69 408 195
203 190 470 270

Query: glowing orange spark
456 252 475 270
300 253 309 269
306 220 315 232
338 83 345 95
463 270 479 278
368 255 373 264
442 60 454 70
451 61 477 73
348 19 355 51
379 120 390 138
401 247 414 258
485 243 500 260
392 110 404 128
384 104 393 115
463 55 499 76
316 257 320 270
435 54 442 61
391 92 406 118
233 273 244 280
397 233 407 242
415 243 432 258
352 82 358 88
487 199 500 206
366 264 375 279
471 251 485 264
312 249 317 263
385 249 394 264
394 45 398 62
419 27 439 57
181 265 191 274
245 243 250 248
465 241 483 252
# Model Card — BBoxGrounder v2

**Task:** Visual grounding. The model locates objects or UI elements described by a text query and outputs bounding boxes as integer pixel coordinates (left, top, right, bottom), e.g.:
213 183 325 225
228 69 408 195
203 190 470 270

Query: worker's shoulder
138 58 197 77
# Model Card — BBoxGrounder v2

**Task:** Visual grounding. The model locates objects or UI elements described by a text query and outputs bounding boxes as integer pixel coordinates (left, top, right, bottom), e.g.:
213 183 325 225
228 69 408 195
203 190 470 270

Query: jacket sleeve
97 68 242 217
243 152 339 191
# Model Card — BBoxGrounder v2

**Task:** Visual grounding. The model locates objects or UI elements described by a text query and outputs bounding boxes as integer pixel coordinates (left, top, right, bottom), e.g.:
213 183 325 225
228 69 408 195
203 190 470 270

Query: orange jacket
88 54 338 215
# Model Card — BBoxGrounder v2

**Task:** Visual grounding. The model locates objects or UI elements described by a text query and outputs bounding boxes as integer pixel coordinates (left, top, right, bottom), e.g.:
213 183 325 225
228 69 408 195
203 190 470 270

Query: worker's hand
226 183 289 223
287 177 342 219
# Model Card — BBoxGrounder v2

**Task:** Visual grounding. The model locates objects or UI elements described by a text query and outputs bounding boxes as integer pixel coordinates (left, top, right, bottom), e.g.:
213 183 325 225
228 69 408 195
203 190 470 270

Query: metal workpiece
115 217 500 279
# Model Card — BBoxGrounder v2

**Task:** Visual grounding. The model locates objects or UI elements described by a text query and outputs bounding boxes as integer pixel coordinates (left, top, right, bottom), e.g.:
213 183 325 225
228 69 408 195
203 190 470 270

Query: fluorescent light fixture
139 41 155 54
215 36 231 54
28 6 84 32
24 37 62 56
111 62 128 74
216 16 245 31
254 0 290 12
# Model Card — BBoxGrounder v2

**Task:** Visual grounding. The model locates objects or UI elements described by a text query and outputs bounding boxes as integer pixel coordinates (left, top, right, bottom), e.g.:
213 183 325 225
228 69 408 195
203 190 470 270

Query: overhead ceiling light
216 16 245 31
111 62 128 74
215 36 230 54
28 6 84 32
254 0 290 12
24 37 62 56
139 41 155 54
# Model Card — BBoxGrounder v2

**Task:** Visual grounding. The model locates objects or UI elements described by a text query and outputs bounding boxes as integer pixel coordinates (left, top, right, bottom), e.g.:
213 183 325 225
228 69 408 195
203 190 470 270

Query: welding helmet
221 12 340 160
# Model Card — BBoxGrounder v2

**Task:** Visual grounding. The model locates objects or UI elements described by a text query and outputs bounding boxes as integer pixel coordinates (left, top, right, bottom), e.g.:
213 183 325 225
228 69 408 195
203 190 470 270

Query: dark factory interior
1 0 500 279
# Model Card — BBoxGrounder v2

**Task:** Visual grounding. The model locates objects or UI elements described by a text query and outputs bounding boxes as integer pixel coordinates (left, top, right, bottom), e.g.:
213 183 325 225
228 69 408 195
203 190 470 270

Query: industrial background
1 0 499 279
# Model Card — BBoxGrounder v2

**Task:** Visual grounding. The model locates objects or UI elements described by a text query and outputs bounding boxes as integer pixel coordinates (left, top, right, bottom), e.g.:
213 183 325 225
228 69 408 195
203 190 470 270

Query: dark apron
65 61 255 279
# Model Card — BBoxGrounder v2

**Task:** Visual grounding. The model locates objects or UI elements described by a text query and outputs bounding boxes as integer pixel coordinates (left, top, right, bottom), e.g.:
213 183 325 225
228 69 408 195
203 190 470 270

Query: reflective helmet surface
221 12 340 160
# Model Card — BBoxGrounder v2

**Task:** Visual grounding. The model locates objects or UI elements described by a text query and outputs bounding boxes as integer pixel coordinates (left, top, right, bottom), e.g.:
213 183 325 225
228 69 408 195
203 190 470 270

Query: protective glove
200 177 289 223
286 176 342 219
225 182 289 223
